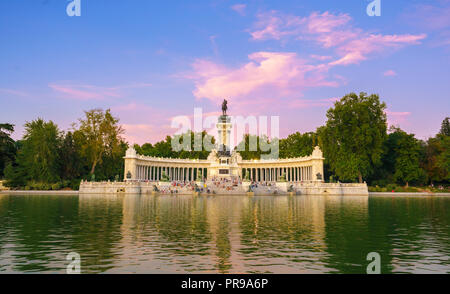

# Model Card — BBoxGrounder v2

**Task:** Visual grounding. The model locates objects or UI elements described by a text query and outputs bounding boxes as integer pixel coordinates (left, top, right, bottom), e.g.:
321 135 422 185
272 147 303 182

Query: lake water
0 194 449 274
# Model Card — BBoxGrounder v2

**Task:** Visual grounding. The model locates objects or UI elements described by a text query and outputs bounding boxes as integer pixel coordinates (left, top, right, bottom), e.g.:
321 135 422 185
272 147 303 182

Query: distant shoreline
0 190 78 195
369 192 450 196
1 190 450 196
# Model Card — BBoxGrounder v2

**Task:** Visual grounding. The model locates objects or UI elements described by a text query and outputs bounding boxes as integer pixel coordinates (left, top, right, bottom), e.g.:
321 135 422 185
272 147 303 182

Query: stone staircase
206 180 246 194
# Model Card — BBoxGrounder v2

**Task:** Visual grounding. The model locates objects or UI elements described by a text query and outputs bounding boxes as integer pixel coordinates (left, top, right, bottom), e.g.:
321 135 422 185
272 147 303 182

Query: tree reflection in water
0 194 449 273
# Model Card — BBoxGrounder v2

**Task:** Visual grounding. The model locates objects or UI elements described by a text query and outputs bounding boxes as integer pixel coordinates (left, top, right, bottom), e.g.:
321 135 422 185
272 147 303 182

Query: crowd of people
210 176 241 191
149 176 285 194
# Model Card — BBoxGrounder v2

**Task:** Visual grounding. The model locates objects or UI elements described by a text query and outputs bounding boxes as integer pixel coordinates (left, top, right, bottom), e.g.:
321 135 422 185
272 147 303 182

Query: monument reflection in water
0 194 449 273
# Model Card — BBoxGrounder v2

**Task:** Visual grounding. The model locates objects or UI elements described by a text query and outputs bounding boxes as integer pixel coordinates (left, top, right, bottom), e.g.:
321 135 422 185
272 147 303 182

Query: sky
1 0 449 145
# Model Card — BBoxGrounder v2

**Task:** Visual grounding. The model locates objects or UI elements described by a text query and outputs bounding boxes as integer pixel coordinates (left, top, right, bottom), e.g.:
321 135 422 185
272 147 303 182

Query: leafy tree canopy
317 92 387 183
0 123 16 178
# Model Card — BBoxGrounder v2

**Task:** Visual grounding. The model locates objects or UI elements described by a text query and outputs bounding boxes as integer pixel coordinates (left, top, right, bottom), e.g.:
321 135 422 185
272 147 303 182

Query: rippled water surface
0 194 449 273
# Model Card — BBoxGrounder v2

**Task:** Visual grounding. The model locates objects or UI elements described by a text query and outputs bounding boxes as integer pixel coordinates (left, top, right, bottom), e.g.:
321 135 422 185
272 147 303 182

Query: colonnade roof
125 154 324 166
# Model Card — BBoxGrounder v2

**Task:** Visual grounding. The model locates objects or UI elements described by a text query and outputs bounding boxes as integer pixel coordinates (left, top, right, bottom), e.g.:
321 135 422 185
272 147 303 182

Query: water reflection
0 194 448 273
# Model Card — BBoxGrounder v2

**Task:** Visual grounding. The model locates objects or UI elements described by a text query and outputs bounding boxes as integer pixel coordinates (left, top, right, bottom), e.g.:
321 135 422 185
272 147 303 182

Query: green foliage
279 132 316 158
160 171 169 182
386 127 427 186
17 119 62 183
76 109 125 175
59 131 84 180
318 92 387 183
3 162 26 187
435 135 450 182
135 131 215 160
196 169 202 181
4 109 127 190
0 123 16 178
235 134 278 160
2 100 449 190
440 117 450 136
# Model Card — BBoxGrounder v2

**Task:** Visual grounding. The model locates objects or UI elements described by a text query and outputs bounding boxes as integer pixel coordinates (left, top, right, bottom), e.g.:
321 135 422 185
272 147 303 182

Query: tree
4 119 62 186
422 118 450 185
59 131 84 180
76 109 124 175
279 132 316 158
317 92 387 183
387 127 426 186
135 131 215 160
176 131 215 159
235 134 278 160
436 135 450 182
439 117 450 136
0 123 16 178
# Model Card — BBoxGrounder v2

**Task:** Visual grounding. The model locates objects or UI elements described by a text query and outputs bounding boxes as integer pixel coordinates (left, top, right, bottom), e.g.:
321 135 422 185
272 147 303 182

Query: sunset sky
1 0 449 145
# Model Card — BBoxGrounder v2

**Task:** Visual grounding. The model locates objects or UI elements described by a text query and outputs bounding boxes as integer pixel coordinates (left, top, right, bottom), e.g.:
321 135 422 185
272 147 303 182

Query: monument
79 100 368 196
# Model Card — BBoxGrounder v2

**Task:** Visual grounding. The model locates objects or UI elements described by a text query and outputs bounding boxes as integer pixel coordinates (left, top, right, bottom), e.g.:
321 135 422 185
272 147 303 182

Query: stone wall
80 181 368 196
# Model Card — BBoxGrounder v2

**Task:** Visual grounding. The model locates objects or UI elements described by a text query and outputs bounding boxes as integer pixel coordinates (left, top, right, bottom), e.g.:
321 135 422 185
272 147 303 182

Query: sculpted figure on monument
222 99 228 116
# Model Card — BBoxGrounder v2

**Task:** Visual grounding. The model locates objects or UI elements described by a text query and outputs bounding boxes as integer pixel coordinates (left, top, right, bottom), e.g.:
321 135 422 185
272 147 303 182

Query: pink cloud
231 4 246 16
383 70 397 77
402 1 450 48
402 2 450 30
310 54 333 61
289 97 338 109
250 11 426 66
330 34 426 66
188 52 339 109
49 84 120 100
121 123 173 145
112 102 177 145
386 110 411 126
0 88 28 97
49 83 152 100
